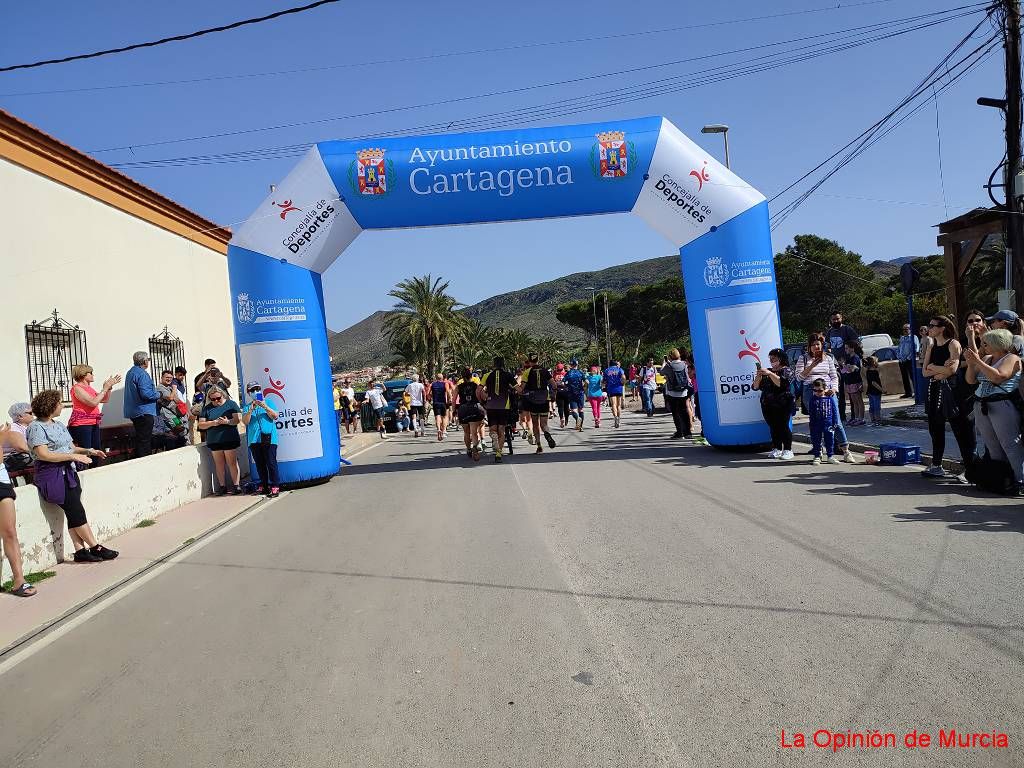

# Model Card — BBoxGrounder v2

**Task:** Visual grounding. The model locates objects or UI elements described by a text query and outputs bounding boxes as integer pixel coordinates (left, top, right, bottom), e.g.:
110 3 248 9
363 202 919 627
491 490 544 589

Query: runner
604 359 626 428
586 365 605 428
365 380 388 439
553 363 570 428
404 374 426 437
628 362 639 401
518 353 556 453
430 372 450 440
564 359 587 431
482 356 515 463
455 367 485 460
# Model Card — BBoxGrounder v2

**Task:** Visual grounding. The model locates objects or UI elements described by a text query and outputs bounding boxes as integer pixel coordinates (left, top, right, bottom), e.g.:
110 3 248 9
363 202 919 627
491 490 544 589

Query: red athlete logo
273 200 300 220
689 161 710 192
737 329 761 364
263 367 286 403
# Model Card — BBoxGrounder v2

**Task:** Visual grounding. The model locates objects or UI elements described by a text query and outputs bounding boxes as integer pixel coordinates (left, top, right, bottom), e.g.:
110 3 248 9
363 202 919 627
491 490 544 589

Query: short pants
486 409 509 426
0 481 15 502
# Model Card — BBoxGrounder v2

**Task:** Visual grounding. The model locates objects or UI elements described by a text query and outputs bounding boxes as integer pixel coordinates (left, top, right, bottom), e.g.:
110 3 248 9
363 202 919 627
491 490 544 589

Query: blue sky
0 0 1005 331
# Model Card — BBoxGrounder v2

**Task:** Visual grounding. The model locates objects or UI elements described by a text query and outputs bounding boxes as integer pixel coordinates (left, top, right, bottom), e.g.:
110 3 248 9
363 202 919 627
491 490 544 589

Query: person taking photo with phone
241 382 280 498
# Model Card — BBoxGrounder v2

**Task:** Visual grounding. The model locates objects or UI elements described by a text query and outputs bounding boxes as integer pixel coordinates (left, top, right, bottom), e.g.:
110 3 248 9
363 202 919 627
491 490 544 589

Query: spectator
153 370 188 451
986 309 1024 355
194 359 233 393
964 329 1023 495
68 365 121 455
864 356 884 426
395 404 411 432
0 423 35 596
365 381 388 438
921 315 976 478
661 348 692 439
808 378 841 465
825 311 858 420
795 334 856 463
341 379 358 434
752 348 794 459
173 366 188 399
842 340 865 426
197 386 242 495
896 323 919 398
638 356 658 418
241 382 280 498
918 324 932 378
27 390 118 562
3 402 34 475
123 351 161 458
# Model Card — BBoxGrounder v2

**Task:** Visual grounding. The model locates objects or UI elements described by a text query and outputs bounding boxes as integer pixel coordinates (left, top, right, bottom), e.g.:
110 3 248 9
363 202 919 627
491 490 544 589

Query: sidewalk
0 493 264 654
792 393 963 469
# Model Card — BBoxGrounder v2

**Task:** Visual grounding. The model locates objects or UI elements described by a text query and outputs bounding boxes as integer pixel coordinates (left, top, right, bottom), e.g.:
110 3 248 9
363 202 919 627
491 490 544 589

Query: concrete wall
0 157 238 419
2 446 249 579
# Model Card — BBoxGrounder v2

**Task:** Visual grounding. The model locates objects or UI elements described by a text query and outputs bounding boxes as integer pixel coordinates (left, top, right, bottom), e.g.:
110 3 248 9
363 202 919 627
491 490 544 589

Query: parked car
872 346 899 362
357 379 411 433
859 333 893 358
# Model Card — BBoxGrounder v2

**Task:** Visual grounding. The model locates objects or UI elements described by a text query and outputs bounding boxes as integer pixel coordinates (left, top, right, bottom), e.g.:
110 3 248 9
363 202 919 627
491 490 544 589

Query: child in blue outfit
809 378 841 465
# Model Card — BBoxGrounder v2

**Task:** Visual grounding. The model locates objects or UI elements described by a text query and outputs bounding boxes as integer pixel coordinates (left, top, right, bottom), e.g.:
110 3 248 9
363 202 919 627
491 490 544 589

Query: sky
0 0 1006 332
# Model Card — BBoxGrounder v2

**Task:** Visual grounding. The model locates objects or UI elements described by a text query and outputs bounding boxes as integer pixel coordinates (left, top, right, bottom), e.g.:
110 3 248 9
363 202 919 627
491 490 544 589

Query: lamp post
584 286 600 367
701 124 730 169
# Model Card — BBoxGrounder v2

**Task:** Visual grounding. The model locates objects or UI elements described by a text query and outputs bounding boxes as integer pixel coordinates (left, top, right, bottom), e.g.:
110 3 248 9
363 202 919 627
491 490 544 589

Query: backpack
965 452 1018 495
666 364 691 396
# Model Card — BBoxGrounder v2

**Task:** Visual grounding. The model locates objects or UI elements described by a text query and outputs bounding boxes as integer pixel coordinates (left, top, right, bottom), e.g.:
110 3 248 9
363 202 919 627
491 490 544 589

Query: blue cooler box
879 443 922 465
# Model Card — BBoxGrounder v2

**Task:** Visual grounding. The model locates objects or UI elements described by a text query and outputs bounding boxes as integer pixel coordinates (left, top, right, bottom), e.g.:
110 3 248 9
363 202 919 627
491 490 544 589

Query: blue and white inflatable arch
229 116 782 483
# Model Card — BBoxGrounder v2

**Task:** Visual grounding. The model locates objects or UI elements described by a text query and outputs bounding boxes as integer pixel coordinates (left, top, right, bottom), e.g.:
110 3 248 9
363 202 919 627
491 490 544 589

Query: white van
859 333 893 357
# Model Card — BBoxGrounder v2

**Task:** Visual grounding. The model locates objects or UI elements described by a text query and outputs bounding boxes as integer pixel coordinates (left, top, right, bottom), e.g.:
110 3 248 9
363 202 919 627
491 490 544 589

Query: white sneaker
843 451 859 464
781 450 794 460
811 457 822 465
768 449 782 459
828 456 841 464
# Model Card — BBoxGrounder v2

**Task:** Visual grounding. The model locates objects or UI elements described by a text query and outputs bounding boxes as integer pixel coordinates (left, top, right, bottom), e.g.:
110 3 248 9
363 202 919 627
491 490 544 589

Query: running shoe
843 452 859 464
90 544 119 560
269 487 280 498
780 450 794 460
768 449 782 459
544 432 556 449
828 456 841 465
921 465 945 477
528 433 535 445
811 457 822 465
494 451 503 463
74 548 102 563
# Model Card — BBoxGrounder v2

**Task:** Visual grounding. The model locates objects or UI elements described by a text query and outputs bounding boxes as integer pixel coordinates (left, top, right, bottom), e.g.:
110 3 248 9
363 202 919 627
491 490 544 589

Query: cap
570 358 579 366
986 309 1020 324
246 381 261 391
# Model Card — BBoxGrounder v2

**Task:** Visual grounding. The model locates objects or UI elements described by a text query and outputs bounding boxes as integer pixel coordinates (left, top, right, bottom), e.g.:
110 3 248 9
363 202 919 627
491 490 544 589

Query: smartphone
254 392 265 401
754 362 762 370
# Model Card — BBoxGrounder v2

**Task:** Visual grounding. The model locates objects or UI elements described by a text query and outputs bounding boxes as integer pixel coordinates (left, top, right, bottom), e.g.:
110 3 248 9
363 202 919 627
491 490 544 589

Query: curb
792 433 964 474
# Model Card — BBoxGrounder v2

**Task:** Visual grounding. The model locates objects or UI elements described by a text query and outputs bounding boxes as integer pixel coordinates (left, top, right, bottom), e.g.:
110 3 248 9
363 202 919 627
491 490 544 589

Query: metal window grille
148 327 186 378
25 310 89 402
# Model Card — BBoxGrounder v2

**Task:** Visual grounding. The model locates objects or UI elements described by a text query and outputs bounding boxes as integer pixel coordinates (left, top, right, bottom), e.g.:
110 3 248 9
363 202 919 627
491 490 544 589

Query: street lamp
583 286 600 367
701 124 730 169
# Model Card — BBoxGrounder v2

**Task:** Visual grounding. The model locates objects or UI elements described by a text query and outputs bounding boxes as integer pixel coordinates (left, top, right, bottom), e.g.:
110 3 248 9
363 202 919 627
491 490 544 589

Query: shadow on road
894 504 1024 534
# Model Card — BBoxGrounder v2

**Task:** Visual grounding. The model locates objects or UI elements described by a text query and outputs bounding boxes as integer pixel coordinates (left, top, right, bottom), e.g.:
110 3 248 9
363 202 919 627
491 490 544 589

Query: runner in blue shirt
586 365 605 428
604 360 627 428
563 359 587 431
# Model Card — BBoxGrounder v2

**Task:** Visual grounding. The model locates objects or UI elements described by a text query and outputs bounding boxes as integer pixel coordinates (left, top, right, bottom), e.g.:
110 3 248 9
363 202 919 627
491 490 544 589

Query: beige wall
0 158 238 420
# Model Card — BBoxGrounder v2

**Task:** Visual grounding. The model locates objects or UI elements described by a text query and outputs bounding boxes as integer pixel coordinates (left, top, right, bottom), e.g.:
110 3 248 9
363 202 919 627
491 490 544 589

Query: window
148 327 186 378
25 310 88 402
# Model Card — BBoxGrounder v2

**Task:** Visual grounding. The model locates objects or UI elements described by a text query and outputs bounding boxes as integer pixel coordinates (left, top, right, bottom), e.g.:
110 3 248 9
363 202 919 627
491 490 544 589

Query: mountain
328 255 681 371
865 255 933 280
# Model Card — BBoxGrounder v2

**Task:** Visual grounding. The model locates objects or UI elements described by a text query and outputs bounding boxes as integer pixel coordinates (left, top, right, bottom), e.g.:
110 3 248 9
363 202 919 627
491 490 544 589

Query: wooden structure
936 207 1004 323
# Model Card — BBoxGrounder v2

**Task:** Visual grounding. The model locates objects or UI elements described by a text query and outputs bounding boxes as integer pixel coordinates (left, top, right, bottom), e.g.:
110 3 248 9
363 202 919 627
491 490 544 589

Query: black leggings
666 394 692 437
761 405 792 450
60 478 88 529
927 408 976 465
555 394 570 422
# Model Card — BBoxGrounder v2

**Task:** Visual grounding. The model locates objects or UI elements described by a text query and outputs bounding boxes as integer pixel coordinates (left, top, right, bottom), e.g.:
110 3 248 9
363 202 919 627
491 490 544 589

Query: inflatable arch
228 116 783 484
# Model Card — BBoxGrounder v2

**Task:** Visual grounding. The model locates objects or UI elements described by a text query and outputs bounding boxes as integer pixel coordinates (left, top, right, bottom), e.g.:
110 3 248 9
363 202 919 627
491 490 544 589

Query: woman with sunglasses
197 386 242 494
241 382 280 498
921 315 976 478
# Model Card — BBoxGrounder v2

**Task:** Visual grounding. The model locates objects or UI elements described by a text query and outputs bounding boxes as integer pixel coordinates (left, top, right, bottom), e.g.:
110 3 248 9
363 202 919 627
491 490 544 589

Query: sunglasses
968 318 984 323
209 396 223 402
928 323 943 328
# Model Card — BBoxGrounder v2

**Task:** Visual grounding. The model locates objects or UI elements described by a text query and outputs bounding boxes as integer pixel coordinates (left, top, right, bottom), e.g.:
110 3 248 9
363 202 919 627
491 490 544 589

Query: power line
0 0 907 97
0 0 344 74
106 4 986 166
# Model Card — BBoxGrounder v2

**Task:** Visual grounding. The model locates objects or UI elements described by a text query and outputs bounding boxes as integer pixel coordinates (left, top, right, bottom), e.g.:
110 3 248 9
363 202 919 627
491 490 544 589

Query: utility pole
1003 0 1024 310
603 293 612 365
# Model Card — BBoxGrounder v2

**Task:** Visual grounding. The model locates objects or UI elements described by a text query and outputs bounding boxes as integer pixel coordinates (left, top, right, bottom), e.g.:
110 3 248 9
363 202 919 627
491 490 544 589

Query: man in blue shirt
564 359 587 431
123 351 162 458
604 360 626 428
896 322 919 398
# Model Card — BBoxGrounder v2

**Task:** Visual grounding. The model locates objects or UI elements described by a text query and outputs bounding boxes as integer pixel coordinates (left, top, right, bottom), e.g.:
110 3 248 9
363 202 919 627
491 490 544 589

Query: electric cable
0 0 344 73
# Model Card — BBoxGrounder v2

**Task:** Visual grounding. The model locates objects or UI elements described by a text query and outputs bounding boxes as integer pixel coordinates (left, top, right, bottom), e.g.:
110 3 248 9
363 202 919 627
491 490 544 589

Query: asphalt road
2 409 1022 767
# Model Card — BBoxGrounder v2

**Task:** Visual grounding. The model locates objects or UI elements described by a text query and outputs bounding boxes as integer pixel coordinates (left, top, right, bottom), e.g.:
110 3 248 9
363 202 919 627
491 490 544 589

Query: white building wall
0 158 238 420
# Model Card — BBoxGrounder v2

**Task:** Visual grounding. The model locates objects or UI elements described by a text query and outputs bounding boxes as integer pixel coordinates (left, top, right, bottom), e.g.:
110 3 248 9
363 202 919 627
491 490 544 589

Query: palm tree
451 319 491 372
383 275 465 379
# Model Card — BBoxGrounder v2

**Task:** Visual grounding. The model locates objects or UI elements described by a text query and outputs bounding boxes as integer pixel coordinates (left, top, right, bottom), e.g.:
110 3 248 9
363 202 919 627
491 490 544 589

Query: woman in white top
0 423 35 596
794 333 855 463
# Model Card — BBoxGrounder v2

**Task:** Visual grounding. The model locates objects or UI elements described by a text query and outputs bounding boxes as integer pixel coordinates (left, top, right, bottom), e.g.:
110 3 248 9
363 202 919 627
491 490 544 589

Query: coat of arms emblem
236 293 256 324
703 257 730 289
592 131 632 178
349 148 393 196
